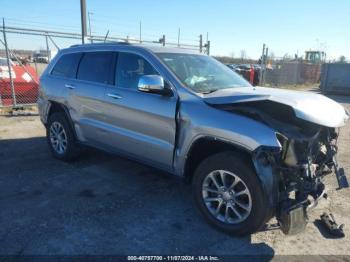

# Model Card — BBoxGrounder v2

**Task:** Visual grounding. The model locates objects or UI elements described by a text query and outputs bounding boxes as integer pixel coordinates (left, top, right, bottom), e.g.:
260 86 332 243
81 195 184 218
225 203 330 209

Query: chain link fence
0 65 39 107
0 24 210 109
0 35 40 108
218 56 322 89
263 59 322 88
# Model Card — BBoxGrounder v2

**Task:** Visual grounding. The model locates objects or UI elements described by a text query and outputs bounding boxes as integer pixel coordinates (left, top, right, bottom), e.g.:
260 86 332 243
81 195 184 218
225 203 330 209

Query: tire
192 151 270 236
46 112 79 161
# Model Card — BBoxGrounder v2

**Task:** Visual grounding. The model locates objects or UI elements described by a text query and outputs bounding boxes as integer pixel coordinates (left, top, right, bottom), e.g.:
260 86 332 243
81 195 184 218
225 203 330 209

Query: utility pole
204 33 210 55
259 43 266 86
263 47 269 84
199 34 203 53
161 35 165 46
177 28 180 47
88 11 93 43
139 21 142 43
80 0 87 44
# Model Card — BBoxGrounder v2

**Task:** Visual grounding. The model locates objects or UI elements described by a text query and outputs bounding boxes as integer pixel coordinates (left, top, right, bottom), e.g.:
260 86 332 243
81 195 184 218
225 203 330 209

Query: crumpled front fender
252 146 281 208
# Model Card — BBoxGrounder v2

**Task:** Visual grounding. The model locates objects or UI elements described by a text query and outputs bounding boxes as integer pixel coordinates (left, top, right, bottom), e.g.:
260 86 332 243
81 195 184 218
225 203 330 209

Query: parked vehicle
38 43 349 236
33 56 49 63
226 64 239 70
33 52 50 64
227 63 261 85
0 57 39 106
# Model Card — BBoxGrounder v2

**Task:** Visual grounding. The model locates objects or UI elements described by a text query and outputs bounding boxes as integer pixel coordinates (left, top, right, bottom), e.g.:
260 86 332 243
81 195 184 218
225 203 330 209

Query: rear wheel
46 112 79 161
192 151 270 236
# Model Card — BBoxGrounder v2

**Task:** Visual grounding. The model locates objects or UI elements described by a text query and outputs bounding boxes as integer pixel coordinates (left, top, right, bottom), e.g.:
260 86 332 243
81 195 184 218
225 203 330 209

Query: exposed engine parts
219 100 349 235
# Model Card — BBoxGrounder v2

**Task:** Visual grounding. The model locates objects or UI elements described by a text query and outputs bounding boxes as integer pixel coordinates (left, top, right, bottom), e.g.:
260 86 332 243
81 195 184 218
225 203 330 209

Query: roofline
66 42 203 55
70 42 132 48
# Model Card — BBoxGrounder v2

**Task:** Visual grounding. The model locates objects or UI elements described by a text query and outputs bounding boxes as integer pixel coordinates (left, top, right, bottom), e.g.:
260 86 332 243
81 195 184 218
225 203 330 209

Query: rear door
65 51 116 143
102 51 177 170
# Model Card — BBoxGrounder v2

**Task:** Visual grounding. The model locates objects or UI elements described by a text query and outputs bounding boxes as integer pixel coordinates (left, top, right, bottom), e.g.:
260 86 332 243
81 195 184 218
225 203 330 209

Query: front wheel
192 151 270 236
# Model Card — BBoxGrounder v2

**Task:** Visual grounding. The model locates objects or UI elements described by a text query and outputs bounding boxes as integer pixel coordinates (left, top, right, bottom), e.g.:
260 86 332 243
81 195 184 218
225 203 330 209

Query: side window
77 52 116 85
116 52 159 89
51 53 82 78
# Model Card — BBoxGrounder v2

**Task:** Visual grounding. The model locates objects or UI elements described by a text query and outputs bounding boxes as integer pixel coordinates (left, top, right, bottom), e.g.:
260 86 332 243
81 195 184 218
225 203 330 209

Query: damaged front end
218 100 349 235
273 126 343 235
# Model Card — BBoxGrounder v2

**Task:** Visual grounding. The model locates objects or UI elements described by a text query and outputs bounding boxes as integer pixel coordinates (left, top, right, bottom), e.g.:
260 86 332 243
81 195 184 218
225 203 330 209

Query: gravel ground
0 94 349 259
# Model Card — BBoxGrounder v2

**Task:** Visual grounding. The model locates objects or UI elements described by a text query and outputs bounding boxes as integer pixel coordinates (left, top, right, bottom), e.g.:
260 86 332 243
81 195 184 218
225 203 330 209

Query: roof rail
70 42 132 48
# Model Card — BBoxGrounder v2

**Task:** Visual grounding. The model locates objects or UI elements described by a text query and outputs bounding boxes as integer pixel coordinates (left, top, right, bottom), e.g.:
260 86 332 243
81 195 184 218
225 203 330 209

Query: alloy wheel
202 170 252 224
49 121 68 154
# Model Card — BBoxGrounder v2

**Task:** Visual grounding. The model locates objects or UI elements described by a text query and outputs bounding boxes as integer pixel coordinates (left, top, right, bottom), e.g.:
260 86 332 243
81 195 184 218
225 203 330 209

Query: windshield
157 53 251 93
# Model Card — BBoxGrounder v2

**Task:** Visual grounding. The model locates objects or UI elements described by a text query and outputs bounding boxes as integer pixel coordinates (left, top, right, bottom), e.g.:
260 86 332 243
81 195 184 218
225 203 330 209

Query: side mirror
138 75 172 96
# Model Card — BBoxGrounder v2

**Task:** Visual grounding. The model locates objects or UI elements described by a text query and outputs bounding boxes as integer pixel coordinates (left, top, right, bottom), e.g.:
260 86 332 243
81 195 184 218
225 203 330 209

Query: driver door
102 52 177 171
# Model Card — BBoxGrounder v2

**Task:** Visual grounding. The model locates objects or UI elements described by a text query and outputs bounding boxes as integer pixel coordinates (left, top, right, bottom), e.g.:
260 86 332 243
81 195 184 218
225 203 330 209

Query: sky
1 0 349 60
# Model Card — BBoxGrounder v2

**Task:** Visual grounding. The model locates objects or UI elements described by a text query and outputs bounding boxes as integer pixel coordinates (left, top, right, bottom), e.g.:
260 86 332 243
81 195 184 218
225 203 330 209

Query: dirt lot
0 94 350 258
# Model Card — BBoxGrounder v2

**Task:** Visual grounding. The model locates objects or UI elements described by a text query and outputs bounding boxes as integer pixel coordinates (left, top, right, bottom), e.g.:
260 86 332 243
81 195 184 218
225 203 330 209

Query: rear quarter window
51 53 82 78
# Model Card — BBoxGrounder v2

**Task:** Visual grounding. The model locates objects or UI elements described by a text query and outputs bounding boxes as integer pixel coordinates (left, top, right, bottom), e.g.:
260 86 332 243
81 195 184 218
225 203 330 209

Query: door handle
107 93 122 99
65 84 75 89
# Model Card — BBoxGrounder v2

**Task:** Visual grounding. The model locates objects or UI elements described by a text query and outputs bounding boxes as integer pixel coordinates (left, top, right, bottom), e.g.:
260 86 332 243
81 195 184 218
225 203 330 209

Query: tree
338 55 347 63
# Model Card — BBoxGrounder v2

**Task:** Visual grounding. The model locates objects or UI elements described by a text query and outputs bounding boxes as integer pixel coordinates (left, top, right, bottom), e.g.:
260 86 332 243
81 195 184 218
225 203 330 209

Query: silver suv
39 43 349 236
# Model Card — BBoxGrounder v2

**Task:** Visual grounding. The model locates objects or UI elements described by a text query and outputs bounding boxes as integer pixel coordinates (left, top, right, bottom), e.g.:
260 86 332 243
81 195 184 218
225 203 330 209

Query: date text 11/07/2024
127 256 220 261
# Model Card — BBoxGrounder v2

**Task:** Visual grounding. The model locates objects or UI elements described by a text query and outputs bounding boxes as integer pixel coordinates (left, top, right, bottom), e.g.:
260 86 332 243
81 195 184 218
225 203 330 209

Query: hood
203 86 349 128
